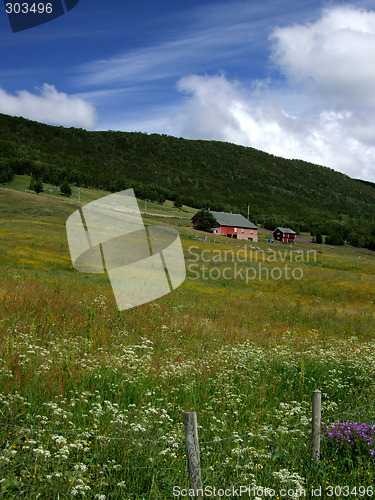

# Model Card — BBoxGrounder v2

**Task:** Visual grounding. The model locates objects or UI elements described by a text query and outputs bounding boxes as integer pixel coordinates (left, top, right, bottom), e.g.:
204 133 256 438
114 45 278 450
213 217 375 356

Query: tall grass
0 186 375 498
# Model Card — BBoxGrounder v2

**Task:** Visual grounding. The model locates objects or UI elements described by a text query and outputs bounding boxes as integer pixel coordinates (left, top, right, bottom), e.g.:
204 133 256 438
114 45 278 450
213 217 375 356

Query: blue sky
1 0 375 181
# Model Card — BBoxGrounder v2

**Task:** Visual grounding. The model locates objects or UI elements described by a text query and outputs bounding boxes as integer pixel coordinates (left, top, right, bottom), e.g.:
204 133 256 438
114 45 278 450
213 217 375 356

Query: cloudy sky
1 0 375 181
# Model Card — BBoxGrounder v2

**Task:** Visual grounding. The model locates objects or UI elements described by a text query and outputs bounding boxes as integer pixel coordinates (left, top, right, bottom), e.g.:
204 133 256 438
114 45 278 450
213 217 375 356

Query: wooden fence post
184 412 202 496
311 390 322 461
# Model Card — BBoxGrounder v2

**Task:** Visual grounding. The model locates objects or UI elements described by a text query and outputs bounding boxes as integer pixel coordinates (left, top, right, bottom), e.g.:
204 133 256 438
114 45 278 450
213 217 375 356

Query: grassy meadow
1 179 375 499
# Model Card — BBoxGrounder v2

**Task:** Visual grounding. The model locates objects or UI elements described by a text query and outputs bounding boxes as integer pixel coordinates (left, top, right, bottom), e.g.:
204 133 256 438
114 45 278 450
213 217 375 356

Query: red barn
273 227 296 243
192 211 258 242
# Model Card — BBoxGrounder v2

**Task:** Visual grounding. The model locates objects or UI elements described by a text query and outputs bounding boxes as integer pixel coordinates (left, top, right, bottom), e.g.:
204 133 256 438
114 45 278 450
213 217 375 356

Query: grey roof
209 211 258 229
273 227 296 234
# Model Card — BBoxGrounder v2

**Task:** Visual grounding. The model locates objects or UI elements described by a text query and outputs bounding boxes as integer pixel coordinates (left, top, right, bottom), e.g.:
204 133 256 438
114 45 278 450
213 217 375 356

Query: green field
1 180 375 499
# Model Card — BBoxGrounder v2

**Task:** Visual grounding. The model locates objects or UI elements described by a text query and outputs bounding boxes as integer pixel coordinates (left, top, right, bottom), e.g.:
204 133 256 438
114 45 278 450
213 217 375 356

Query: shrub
193 209 217 232
325 233 344 245
0 164 13 184
34 179 43 195
29 177 43 195
173 195 183 209
60 180 72 197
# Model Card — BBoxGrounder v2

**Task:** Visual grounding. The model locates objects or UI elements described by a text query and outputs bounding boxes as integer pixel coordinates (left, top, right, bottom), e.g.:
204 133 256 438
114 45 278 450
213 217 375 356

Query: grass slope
0 186 375 498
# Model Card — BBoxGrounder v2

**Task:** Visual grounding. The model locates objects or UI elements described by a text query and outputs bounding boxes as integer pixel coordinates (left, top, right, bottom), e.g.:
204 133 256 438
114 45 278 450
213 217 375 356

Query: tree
194 209 217 232
34 178 44 195
174 195 183 209
60 180 72 197
0 164 13 184
29 177 43 195
316 232 323 244
201 200 211 210
325 233 344 245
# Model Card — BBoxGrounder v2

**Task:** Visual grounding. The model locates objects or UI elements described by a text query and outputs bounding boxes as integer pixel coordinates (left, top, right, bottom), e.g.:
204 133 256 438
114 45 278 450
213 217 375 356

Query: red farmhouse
273 227 296 243
192 211 258 242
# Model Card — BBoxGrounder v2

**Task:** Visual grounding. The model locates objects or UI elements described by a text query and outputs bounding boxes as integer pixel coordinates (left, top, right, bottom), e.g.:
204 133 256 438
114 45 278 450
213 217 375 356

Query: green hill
0 112 374 248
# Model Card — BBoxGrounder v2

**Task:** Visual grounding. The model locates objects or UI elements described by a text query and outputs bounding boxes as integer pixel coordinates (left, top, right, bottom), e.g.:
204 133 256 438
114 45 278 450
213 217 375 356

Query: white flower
33 447 51 458
52 435 67 445
74 464 87 471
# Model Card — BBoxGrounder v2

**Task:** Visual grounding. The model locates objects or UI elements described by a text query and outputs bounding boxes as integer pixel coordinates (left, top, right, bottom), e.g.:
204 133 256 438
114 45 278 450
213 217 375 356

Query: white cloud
271 6 375 108
176 73 375 181
0 84 97 129
168 6 375 182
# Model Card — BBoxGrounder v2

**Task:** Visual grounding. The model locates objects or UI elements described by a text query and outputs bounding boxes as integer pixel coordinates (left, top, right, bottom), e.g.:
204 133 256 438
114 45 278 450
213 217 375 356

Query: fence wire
1 400 374 446
1 398 375 498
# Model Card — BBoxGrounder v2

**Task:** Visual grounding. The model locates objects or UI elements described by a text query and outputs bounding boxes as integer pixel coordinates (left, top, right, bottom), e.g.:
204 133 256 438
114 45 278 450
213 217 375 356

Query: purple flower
322 421 375 458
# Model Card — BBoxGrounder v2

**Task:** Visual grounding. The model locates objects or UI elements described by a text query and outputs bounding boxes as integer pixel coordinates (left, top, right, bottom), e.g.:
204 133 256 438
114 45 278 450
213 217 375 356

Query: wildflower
322 421 375 459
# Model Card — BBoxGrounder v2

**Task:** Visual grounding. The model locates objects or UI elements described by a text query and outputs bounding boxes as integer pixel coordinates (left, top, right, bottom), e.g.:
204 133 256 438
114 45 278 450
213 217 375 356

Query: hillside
0 112 375 247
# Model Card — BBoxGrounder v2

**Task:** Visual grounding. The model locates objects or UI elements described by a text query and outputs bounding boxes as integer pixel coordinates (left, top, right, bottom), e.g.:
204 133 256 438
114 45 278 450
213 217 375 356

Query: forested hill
0 112 374 247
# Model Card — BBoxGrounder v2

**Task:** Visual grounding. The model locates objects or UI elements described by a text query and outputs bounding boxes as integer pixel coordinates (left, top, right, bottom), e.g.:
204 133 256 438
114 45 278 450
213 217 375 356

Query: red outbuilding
273 227 296 243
